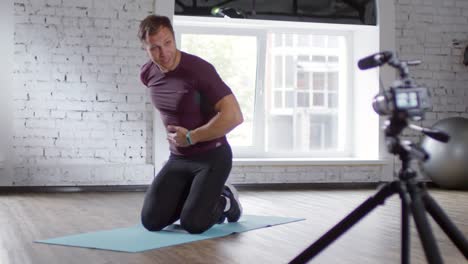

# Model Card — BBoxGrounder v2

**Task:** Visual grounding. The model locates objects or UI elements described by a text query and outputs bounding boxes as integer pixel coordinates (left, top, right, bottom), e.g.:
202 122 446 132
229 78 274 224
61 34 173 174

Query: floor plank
0 187 466 264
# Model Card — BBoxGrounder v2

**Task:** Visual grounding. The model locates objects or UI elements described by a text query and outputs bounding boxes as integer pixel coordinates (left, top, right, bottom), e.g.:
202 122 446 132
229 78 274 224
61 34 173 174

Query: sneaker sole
225 183 243 217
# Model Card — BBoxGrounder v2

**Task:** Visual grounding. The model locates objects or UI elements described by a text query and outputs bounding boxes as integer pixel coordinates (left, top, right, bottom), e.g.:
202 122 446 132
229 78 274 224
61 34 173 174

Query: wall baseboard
0 184 149 193
0 164 155 186
0 181 440 193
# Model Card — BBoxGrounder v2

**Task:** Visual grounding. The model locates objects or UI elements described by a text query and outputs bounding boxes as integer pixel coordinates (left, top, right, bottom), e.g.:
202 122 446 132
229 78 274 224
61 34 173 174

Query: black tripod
290 116 468 264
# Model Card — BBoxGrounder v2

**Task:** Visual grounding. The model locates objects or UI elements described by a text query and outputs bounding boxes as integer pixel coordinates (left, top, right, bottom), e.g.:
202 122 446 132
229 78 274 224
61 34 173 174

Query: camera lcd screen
395 91 419 109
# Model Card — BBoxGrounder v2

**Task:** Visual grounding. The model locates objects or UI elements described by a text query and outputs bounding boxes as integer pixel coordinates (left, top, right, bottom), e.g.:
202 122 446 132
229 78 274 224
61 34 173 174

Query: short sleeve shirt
140 51 233 156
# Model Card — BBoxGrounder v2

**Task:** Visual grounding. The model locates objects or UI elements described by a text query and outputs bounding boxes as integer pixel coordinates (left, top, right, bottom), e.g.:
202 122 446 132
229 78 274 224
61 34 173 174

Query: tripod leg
420 187 468 259
290 182 399 264
407 183 443 264
398 185 411 264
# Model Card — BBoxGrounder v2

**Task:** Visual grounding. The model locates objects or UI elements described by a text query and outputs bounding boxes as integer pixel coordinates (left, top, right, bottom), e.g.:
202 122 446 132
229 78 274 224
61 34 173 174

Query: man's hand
167 125 191 147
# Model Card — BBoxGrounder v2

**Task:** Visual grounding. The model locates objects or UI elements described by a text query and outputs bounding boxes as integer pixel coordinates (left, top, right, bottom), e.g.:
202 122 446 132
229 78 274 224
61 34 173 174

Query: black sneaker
217 213 226 224
222 184 243 222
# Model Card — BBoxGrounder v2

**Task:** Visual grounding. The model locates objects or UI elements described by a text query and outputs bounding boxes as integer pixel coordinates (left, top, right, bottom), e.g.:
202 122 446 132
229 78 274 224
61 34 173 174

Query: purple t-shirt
140 51 233 156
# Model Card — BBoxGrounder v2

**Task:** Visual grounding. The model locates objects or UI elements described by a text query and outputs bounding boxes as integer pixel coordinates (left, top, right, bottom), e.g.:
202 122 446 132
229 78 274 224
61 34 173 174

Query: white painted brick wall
396 0 468 122
8 0 154 185
6 0 467 186
228 163 388 184
392 0 468 181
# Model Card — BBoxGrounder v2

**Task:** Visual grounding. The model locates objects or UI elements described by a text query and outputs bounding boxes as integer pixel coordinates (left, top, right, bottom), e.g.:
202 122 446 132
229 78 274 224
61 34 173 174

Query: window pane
285 34 293 46
313 93 324 106
298 55 309 63
180 34 256 147
275 56 283 88
297 92 309 107
285 56 294 88
274 33 282 47
268 115 293 151
311 35 326 47
274 91 282 108
313 72 325 90
328 56 339 63
328 36 340 48
265 31 347 154
328 72 338 91
309 114 338 150
297 71 309 90
298 34 309 46
309 123 323 149
328 93 338 108
312 56 326 62
285 91 294 108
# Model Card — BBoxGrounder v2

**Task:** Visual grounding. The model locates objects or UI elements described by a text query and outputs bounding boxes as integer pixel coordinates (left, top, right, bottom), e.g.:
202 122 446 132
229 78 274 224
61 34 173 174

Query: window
179 33 257 147
0 0 13 166
266 33 346 154
174 16 378 159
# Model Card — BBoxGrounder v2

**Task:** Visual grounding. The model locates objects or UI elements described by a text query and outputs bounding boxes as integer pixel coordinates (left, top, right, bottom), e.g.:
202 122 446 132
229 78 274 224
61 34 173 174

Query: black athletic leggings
141 144 232 234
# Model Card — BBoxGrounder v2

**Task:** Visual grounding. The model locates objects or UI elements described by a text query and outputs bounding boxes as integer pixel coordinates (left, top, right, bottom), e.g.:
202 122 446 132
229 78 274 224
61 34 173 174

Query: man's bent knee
141 213 166 232
180 218 210 234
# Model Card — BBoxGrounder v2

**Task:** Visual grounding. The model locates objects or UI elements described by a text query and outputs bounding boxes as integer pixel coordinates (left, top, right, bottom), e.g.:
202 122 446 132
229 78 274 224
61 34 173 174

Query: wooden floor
0 187 467 264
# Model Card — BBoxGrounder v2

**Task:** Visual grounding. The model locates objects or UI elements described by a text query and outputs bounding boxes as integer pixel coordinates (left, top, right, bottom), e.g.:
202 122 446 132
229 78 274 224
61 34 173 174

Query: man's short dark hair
138 15 174 43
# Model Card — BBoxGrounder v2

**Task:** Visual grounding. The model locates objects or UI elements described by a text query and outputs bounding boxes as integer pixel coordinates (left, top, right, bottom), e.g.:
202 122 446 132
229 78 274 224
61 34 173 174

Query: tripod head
358 51 450 179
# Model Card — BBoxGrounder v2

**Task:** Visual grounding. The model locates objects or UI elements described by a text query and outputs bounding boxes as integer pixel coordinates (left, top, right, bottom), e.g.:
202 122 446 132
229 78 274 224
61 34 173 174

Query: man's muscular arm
167 94 243 147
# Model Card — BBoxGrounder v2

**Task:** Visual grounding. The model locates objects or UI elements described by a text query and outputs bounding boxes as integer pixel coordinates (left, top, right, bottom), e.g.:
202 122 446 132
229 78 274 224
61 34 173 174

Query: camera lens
372 93 393 116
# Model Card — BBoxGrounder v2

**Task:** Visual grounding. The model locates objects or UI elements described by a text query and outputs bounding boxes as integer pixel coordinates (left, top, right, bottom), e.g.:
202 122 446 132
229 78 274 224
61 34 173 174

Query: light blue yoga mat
36 215 304 252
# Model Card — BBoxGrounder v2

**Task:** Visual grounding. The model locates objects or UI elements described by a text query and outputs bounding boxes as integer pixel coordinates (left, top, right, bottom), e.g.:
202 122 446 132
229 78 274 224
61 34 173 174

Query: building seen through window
175 17 350 157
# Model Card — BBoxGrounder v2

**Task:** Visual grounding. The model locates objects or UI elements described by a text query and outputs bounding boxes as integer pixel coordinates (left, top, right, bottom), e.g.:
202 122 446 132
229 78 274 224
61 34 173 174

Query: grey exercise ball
420 117 468 189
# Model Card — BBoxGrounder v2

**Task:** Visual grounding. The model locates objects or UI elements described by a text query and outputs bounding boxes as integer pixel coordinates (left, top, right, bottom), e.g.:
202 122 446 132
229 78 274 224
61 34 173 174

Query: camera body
372 81 431 121
358 51 432 121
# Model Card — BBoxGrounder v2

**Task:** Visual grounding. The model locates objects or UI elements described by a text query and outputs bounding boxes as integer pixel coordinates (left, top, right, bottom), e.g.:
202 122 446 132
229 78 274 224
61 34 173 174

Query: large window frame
175 25 264 154
0 0 13 170
174 16 355 159
151 0 395 178
266 32 350 157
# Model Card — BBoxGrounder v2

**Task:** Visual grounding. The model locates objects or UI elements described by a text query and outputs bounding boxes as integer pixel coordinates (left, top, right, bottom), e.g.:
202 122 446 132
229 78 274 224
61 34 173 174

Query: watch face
186 131 193 145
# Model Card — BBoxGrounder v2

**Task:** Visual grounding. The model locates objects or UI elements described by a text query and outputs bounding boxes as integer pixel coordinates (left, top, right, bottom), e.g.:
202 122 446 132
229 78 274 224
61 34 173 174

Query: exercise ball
420 117 468 189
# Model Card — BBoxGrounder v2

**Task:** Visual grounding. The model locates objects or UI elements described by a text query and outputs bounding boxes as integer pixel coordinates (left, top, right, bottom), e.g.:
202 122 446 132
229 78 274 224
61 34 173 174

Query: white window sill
233 158 390 166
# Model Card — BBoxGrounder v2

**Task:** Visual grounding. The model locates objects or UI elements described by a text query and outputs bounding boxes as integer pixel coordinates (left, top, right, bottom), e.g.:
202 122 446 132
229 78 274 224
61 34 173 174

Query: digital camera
372 82 431 121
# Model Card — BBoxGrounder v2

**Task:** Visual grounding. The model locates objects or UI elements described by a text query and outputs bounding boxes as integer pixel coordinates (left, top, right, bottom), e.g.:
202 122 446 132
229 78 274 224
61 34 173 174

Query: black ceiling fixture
211 6 246 18
175 0 376 25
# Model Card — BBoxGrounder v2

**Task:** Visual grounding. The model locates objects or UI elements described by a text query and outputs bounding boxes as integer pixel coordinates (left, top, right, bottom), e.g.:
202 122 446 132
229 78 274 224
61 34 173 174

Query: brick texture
12 0 153 168
6 0 468 185
396 0 468 123
392 0 468 180
6 0 154 185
